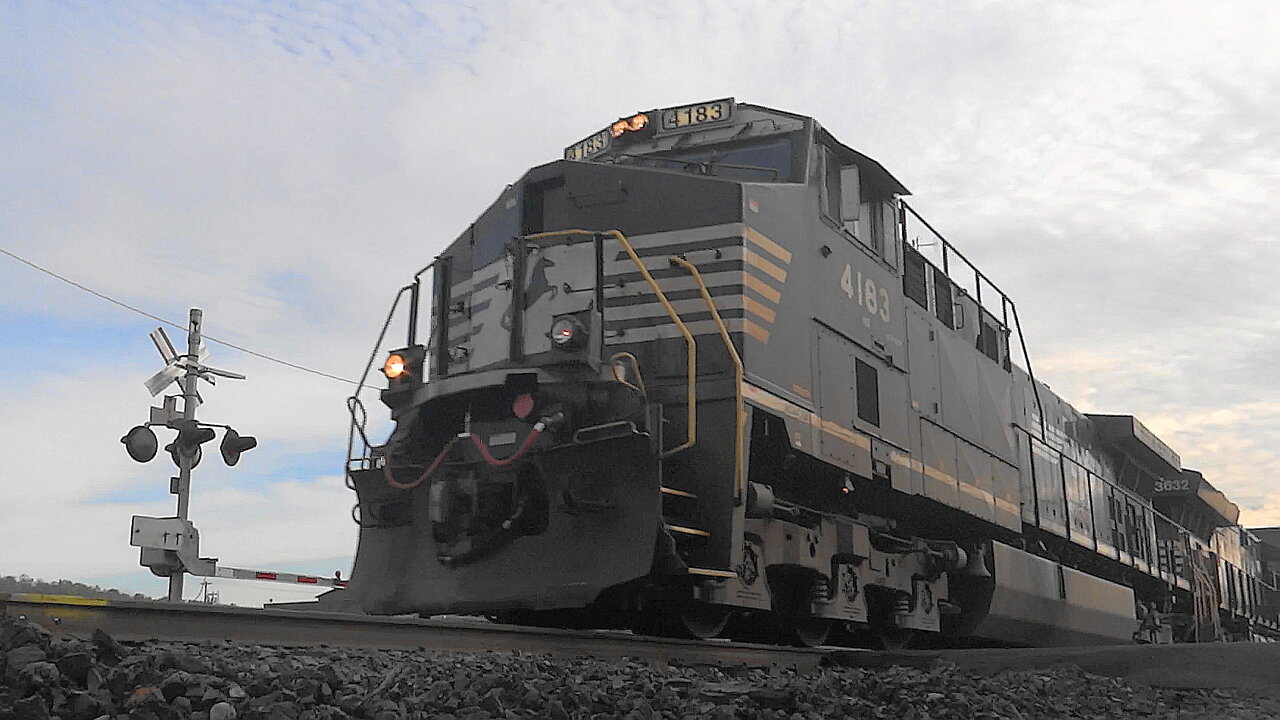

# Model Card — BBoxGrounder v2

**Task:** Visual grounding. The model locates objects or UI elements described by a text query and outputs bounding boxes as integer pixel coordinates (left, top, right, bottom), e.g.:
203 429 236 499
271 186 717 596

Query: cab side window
818 144 895 267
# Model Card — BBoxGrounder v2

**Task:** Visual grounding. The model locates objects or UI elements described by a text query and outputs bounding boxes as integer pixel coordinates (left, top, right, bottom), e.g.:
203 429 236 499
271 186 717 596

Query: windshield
619 137 797 182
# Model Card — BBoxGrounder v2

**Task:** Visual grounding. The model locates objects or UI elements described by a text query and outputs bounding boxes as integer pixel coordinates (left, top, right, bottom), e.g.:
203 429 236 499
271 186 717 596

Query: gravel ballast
3 614 1278 719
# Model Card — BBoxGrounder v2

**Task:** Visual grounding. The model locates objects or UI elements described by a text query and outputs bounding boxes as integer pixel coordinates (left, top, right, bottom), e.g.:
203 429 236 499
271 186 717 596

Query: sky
1 0 1278 606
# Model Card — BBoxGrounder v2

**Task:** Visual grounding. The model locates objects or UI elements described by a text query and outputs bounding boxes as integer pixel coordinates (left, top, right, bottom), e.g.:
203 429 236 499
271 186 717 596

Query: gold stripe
995 497 1020 515
743 272 782 304
958 483 994 503
666 524 710 537
818 419 872 450
661 486 696 498
688 568 738 578
14 594 110 606
923 465 959 488
790 384 811 399
744 250 787 282
743 295 776 323
743 319 771 342
743 227 792 264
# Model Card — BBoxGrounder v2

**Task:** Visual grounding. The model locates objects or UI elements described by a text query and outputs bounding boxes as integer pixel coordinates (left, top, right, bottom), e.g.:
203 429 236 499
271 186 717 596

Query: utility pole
169 308 202 601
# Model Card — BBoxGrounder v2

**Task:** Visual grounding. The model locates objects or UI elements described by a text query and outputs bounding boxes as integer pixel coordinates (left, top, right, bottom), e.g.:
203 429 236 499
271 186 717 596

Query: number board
660 99 732 132
565 129 611 160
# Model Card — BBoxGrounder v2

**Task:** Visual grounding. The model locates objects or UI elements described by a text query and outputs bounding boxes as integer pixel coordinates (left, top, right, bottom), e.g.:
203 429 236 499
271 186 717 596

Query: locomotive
345 99 1280 646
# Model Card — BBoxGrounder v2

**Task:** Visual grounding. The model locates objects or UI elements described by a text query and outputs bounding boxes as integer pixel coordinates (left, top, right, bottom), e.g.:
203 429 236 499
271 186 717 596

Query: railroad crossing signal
123 310 257 601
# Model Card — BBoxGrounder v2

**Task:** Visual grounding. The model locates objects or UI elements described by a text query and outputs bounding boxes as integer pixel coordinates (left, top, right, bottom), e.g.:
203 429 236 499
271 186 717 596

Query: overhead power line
0 245 357 385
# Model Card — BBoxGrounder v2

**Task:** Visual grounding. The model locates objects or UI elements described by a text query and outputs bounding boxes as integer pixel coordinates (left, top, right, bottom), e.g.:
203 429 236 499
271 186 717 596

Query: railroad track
7 592 1280 699
0 593 829 672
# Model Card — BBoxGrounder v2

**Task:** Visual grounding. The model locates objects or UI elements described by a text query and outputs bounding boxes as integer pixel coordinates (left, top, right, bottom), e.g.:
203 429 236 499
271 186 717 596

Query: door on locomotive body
519 235 601 360
811 142 913 469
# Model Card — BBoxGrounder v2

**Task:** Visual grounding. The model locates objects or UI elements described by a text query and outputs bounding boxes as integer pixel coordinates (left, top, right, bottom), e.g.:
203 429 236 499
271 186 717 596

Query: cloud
2 1 1280 595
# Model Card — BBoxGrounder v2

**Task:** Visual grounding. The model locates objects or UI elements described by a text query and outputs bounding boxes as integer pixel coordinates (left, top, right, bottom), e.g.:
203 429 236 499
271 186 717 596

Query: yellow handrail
522 229 696 457
669 255 745 502
609 351 646 394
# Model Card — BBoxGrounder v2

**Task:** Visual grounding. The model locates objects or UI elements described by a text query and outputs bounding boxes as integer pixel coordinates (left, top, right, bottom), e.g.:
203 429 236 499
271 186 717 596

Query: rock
85 666 104 693
126 686 168 712
208 702 237 720
479 688 504 714
56 652 93 685
12 696 51 720
6 646 49 683
161 670 195 701
747 687 795 711
924 692 945 702
17 661 62 696
547 699 570 720
90 629 127 664
3 618 54 652
68 690 111 720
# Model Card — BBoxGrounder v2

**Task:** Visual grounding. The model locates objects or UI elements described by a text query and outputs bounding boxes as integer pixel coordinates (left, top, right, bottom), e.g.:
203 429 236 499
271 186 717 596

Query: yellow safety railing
669 255 745 502
609 351 646 394
523 229 697 457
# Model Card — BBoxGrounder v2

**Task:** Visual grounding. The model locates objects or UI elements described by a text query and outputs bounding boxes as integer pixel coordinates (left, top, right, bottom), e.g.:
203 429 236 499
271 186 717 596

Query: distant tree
0 573 157 601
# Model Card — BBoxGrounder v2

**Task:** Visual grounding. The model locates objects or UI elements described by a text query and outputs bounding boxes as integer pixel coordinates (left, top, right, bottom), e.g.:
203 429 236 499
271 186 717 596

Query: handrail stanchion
670 255 745 503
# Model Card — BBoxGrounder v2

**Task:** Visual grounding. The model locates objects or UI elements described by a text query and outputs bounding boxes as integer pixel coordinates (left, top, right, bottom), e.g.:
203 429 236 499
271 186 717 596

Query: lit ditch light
382 346 426 386
383 353 406 379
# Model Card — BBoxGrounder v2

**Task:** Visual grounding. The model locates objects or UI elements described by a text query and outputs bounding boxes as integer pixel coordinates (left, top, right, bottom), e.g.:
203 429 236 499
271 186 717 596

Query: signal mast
120 309 256 602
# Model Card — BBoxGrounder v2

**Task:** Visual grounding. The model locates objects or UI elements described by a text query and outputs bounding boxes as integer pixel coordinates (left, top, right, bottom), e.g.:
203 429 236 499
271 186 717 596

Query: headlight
551 316 585 349
383 353 407 379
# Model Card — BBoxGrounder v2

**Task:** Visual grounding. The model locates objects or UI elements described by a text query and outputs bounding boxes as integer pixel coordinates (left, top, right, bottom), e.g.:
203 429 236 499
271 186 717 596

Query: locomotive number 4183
840 264 890 323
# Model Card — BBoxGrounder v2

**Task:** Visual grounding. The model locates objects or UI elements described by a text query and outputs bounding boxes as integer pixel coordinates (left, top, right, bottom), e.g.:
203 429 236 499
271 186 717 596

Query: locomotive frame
345 98 1279 647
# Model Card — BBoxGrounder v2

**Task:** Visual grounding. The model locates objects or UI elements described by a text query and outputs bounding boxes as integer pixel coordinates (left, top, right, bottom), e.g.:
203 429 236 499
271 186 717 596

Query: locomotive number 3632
840 264 890 323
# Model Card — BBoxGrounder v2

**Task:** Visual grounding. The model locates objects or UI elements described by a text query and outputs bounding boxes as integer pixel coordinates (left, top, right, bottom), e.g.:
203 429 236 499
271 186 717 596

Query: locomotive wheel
875 625 915 650
676 601 732 640
630 601 730 640
784 617 832 648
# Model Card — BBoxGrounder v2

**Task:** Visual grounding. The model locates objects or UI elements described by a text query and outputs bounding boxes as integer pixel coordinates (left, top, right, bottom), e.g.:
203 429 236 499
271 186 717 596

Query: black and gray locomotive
346 99 1280 646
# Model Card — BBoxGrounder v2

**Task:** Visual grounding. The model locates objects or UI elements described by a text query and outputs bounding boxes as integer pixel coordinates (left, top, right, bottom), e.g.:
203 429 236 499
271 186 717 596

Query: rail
1 593 826 671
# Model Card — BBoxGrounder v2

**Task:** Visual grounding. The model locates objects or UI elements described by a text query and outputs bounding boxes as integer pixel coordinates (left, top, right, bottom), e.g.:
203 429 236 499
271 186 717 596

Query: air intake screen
933 272 954 329
903 245 928 309
979 319 1000 362
855 359 880 427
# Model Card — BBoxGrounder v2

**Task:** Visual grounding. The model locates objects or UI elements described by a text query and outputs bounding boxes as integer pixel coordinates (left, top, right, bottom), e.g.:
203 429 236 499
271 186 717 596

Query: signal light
162 419 216 468
220 428 258 467
121 425 159 463
383 353 407 379
165 440 202 469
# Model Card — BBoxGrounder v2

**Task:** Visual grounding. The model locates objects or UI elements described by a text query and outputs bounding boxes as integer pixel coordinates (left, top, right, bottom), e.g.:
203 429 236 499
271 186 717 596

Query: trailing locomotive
345 99 1280 646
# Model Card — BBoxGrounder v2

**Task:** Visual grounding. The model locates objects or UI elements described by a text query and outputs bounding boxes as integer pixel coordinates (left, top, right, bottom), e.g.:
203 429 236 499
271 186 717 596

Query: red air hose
383 437 460 490
383 419 550 489
468 422 544 467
